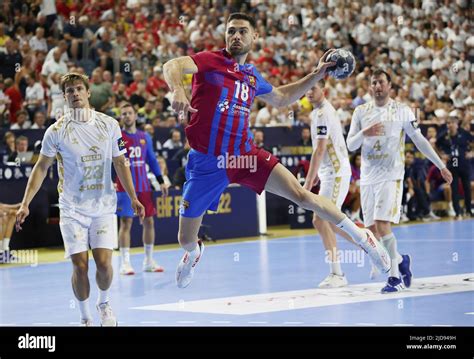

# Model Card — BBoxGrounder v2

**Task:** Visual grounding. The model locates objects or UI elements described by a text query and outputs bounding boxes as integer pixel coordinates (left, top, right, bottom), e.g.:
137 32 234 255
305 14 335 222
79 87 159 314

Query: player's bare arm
112 155 145 223
16 154 55 230
303 138 327 190
259 49 336 108
163 56 199 120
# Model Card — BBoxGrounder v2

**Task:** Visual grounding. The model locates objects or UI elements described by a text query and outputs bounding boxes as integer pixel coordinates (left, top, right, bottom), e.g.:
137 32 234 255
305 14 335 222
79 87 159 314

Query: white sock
144 244 153 263
336 217 365 243
381 233 402 264
330 261 343 276
0 239 4 253
79 298 92 320
98 289 109 305
389 259 400 278
3 238 10 251
448 202 454 210
120 247 130 264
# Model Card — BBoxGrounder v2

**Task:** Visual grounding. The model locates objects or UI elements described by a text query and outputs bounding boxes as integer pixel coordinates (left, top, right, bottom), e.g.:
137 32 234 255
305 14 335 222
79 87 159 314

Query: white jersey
310 99 351 180
349 99 419 185
41 110 126 218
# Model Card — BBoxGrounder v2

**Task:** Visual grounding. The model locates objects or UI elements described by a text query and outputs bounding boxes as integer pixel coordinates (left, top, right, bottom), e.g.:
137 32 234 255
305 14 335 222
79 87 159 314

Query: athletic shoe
97 302 117 327
358 229 391 274
381 276 405 293
398 254 412 288
143 259 164 272
80 318 93 327
318 273 348 288
176 241 204 288
119 262 135 275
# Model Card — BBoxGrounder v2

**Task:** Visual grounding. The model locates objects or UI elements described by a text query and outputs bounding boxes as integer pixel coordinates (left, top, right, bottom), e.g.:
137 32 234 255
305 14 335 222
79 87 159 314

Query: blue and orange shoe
398 254 412 288
381 276 405 293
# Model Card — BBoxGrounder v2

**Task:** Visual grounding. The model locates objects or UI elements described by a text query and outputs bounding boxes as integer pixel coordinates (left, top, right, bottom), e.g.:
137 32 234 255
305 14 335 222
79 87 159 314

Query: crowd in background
0 0 472 220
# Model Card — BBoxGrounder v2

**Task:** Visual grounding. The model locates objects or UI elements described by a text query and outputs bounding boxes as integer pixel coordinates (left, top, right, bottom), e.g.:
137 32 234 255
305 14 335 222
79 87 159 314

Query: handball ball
326 49 356 80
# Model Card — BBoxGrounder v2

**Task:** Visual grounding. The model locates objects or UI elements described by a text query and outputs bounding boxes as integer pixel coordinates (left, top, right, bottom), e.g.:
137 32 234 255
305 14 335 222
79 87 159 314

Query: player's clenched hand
15 204 29 232
313 49 336 78
303 175 319 191
363 122 384 136
440 167 453 185
171 88 198 122
160 183 169 198
131 198 145 225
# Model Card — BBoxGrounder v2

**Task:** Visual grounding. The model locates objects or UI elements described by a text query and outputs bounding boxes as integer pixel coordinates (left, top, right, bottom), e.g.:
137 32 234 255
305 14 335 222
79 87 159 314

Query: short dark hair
226 13 256 29
371 68 391 83
61 72 90 93
120 102 134 111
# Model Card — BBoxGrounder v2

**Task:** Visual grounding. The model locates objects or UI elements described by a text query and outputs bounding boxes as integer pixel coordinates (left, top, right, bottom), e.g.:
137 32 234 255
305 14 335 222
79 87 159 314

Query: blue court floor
1 220 473 326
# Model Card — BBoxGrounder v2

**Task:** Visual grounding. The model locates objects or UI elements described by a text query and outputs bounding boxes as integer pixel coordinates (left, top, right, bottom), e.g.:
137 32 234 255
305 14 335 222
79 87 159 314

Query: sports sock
79 298 92 320
98 289 109 305
120 247 130 264
144 244 153 263
330 261 343 276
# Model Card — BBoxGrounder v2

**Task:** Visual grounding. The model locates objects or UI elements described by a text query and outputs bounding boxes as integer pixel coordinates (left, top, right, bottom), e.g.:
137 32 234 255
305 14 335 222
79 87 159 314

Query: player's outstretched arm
259 49 336 108
112 154 145 223
163 56 199 121
16 154 55 231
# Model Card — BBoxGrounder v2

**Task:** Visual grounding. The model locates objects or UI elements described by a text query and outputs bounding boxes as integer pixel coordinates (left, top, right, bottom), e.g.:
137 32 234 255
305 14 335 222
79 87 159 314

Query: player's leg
92 248 117 326
265 164 390 273
459 167 472 216
60 216 93 325
139 191 164 272
70 251 93 325
175 150 229 288
373 181 411 293
117 191 135 274
90 215 118 326
142 216 164 272
3 209 17 261
442 184 456 217
450 169 461 217
0 211 5 263
118 217 134 275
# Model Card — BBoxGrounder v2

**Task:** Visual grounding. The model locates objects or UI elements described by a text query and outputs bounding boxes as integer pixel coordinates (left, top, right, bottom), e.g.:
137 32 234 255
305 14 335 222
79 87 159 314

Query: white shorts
319 176 351 209
59 213 117 258
361 180 403 227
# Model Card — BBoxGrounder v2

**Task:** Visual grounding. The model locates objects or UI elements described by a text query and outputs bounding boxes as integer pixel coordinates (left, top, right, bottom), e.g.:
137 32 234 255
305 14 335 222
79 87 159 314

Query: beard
228 42 251 56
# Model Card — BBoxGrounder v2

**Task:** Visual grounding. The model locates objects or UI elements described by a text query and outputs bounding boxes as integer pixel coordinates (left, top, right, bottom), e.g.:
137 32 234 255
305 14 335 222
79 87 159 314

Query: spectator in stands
30 111 47 129
156 156 172 187
0 76 11 126
163 129 183 149
436 115 473 218
425 154 456 217
7 135 28 162
10 110 31 130
4 78 22 125
2 131 15 163
138 98 157 125
426 126 438 148
24 73 45 120
89 68 114 113
298 127 312 147
0 39 22 82
404 151 439 222
29 27 48 53
41 49 67 86
47 72 66 121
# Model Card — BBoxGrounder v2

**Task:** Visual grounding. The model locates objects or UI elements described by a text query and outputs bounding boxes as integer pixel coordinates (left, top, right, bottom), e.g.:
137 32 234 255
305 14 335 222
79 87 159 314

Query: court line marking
132 273 474 315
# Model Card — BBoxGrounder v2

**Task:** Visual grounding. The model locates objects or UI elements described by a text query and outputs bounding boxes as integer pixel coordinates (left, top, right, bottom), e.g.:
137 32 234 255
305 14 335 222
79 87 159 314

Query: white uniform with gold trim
41 109 126 257
310 99 351 208
349 99 419 226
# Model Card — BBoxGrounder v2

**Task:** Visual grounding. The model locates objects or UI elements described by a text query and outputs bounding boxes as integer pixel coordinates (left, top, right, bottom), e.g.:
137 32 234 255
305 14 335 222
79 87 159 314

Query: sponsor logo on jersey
118 138 126 151
248 75 256 88
317 126 328 135
140 139 146 145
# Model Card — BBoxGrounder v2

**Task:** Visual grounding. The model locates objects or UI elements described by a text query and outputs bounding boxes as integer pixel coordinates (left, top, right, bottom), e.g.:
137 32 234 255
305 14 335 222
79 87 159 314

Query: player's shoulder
47 116 71 134
354 101 373 115
95 111 120 127
392 100 411 112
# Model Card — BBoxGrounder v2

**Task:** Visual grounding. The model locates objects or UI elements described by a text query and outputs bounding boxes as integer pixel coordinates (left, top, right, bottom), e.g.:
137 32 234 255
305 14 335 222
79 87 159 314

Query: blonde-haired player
347 69 452 293
304 80 356 288
16 73 145 325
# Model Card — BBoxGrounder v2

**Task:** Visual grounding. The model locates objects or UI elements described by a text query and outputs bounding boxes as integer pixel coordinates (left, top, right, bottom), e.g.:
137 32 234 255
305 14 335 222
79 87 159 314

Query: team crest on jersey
317 126 328 135
180 199 190 214
118 138 126 151
248 75 256 88
410 120 419 129
140 139 146 145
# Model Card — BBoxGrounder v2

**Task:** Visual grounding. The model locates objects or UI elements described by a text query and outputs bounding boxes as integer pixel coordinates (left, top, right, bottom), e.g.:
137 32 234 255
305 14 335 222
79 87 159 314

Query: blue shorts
180 148 279 218
180 150 229 218
116 191 157 218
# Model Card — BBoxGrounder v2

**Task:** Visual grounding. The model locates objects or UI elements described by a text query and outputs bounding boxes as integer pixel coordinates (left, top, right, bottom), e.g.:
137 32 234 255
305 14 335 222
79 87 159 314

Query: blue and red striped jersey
187 49 273 156
116 130 162 193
